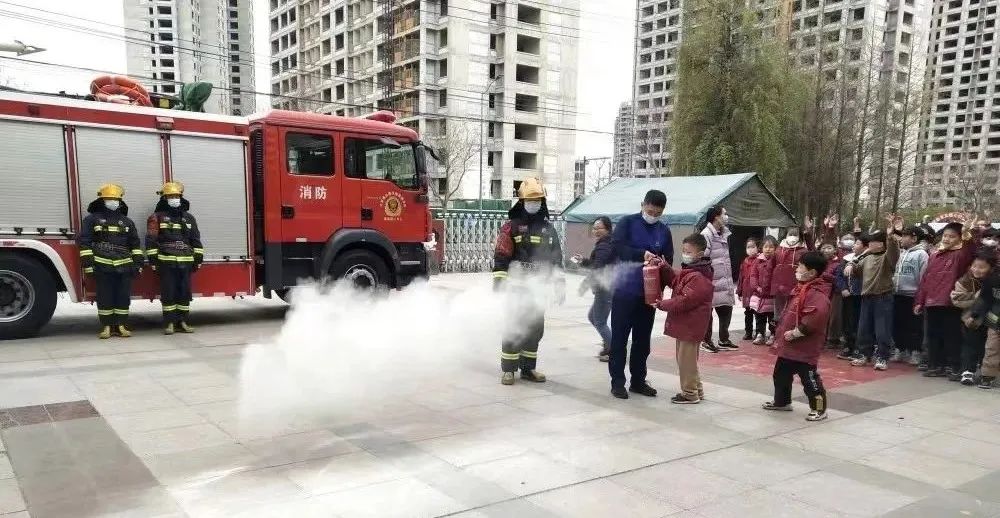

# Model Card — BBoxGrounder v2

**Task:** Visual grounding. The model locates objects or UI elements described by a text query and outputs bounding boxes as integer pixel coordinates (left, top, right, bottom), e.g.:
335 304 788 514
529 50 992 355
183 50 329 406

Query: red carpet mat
651 338 916 389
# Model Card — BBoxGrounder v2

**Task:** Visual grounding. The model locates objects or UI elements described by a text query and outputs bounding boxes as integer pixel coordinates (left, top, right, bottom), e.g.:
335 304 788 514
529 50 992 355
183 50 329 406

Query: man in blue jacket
608 190 674 399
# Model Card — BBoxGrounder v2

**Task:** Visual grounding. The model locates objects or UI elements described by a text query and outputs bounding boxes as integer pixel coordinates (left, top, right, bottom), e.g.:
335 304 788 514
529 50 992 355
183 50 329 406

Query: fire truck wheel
331 250 390 291
0 253 58 339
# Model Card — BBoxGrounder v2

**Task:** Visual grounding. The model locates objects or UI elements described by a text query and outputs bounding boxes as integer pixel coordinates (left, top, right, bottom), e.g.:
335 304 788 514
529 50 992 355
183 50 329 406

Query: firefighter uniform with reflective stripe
77 185 143 336
493 178 565 384
147 185 203 330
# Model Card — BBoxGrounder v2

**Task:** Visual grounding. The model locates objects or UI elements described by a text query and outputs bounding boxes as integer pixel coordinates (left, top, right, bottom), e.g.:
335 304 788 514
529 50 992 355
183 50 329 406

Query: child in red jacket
772 222 815 319
762 251 831 422
749 236 779 345
654 233 714 404
737 237 760 341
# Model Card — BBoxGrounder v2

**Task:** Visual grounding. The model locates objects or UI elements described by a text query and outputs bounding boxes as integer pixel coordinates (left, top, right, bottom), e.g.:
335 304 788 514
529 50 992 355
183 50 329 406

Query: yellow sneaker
163 323 175 335
116 325 132 338
178 322 195 333
98 326 112 339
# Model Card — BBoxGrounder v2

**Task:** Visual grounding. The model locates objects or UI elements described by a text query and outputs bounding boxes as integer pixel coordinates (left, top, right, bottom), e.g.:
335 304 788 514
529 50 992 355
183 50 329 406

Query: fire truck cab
0 91 433 339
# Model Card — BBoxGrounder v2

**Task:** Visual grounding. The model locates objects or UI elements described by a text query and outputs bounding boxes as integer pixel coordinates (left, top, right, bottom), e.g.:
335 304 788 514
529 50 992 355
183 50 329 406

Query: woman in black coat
574 216 616 361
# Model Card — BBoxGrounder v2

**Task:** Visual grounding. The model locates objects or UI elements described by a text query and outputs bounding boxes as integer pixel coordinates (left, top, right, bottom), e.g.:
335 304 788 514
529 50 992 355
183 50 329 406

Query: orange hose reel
90 75 153 107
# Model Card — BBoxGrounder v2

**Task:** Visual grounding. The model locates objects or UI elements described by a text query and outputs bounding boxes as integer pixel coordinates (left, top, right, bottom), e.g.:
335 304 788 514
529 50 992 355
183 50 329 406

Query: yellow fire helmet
518 177 546 200
97 183 124 199
158 181 184 197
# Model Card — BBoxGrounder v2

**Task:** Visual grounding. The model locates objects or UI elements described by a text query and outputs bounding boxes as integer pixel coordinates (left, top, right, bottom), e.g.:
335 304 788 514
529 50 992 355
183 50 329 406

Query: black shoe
836 348 854 360
611 386 629 399
670 393 700 404
700 341 720 353
717 340 739 350
598 346 610 363
947 371 962 382
917 362 929 372
629 382 658 397
923 367 946 378
742 332 754 341
979 376 996 389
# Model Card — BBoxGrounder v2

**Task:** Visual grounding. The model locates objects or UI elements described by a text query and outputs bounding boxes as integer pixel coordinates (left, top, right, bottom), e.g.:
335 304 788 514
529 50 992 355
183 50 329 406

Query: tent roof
564 173 794 227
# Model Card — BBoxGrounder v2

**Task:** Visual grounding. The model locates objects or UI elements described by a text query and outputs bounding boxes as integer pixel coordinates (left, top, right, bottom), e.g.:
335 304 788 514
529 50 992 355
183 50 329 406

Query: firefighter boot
116 325 132 338
164 323 175 335
98 326 112 339
501 372 515 385
520 370 547 383
179 322 195 334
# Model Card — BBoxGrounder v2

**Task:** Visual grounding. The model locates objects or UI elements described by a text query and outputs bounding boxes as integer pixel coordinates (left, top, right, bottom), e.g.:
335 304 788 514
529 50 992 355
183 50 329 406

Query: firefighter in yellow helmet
77 183 144 339
493 178 566 385
146 182 204 334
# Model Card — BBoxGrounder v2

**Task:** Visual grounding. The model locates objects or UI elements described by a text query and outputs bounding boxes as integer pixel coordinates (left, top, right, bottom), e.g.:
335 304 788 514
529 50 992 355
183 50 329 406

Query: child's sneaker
961 371 976 386
742 332 754 341
923 367 946 378
837 348 854 360
670 393 700 404
718 340 739 350
979 376 996 389
917 361 929 372
752 334 766 346
889 349 904 363
765 335 775 346
874 359 888 371
947 371 963 382
850 355 868 367
761 401 793 411
700 341 720 353
806 410 828 422
909 352 922 366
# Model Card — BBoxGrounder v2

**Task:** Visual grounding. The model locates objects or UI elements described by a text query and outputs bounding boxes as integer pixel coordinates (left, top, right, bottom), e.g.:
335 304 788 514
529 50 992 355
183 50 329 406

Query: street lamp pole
478 75 502 215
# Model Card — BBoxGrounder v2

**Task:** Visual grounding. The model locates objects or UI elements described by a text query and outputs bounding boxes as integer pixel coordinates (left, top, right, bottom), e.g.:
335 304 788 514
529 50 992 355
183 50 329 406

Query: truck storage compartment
169 135 250 262
0 120 71 235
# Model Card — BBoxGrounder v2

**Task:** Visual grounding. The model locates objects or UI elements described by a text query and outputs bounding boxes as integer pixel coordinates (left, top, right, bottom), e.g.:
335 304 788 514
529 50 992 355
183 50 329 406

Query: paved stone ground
1 273 999 518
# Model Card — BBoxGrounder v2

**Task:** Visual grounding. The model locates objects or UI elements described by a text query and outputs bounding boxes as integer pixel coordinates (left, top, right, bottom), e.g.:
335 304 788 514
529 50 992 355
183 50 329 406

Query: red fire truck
0 91 436 338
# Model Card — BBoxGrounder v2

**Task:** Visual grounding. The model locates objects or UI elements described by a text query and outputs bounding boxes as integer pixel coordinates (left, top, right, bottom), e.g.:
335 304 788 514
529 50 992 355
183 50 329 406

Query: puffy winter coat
656 265 714 343
700 225 735 307
820 255 842 297
749 253 776 313
736 256 756 307
772 239 810 297
78 199 144 275
773 280 831 366
916 241 976 309
894 243 929 296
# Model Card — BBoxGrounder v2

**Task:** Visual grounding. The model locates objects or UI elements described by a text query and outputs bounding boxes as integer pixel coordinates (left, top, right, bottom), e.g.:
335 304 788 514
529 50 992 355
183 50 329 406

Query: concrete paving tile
543 408 664 437
0 359 58 375
168 466 305 516
154 372 234 391
449 402 531 428
44 401 99 422
284 451 406 496
88 390 185 416
170 384 239 405
769 470 918 516
692 488 841 518
16 465 95 507
528 478 680 518
0 454 13 480
106 407 208 435
41 342 117 359
414 431 529 468
123 423 236 456
613 427 734 462
311 477 465 518
29 489 185 518
709 409 811 439
418 465 513 509
246 430 361 467
52 354 123 369
902 432 1000 469
956 470 1000 504
406 386 500 412
0 376 83 408
508 394 604 417
0 345 51 363
121 350 194 362
611 459 755 510
881 489 1000 518
0 512 30 518
856 445 991 488
768 428 896 462
466 383 554 403
819 459 940 498
377 414 473 443
827 415 936 444
540 437 665 476
0 479 26 515
946 420 1000 446
688 441 835 486
863 402 972 432
906 391 1000 421
141 443 258 485
6 406 49 427
463 452 596 497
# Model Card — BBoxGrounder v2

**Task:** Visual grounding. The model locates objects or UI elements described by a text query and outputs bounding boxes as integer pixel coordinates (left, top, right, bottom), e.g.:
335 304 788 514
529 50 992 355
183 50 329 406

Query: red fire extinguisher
643 258 663 305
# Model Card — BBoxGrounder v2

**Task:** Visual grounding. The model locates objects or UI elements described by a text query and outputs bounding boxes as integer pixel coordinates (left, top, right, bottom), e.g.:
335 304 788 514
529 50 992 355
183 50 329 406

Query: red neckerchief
792 278 822 322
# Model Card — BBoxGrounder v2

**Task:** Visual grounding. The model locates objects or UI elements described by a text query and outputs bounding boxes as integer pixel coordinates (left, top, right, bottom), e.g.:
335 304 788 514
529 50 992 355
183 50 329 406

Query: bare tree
952 164 999 216
426 122 480 211
584 157 615 194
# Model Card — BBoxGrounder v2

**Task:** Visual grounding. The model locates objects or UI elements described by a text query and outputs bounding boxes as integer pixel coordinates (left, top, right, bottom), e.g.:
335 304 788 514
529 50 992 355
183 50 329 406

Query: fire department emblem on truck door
380 192 406 221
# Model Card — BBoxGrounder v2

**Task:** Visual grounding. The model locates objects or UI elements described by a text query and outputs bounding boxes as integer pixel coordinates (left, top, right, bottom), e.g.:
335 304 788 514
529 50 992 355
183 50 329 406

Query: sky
0 0 635 158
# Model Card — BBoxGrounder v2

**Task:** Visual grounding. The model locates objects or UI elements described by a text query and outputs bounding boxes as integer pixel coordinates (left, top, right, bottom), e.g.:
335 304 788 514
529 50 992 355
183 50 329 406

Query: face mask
786 236 800 246
746 247 758 256
984 239 998 248
795 271 813 282
681 254 695 264
167 198 182 209
642 213 659 224
523 200 542 215
104 199 120 211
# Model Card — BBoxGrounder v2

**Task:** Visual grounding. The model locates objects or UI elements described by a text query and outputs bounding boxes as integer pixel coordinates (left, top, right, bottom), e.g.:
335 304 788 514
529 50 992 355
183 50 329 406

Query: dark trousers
95 271 132 326
842 296 860 352
926 306 963 370
893 295 922 352
501 288 545 373
858 293 894 361
704 305 733 343
744 307 756 336
159 267 193 324
609 293 655 388
961 326 987 373
773 357 827 412
588 289 613 346
754 311 775 336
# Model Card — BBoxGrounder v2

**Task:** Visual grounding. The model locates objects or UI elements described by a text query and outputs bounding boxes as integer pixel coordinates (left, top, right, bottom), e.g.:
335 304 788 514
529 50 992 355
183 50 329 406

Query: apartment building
123 0 256 115
631 0 683 177
269 0 580 209
916 0 1000 208
612 101 634 177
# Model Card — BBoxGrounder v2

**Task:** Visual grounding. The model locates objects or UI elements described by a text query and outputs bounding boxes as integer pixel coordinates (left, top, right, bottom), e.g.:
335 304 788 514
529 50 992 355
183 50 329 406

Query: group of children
648 215 1000 423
